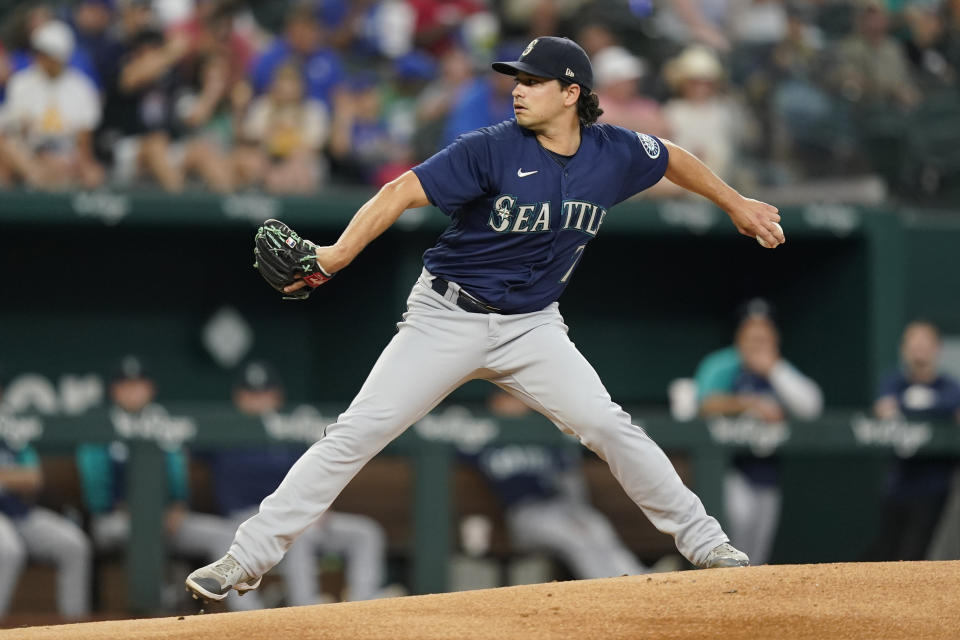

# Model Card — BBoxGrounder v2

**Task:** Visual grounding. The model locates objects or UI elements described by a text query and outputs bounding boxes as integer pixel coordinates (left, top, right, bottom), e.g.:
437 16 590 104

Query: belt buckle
458 289 499 314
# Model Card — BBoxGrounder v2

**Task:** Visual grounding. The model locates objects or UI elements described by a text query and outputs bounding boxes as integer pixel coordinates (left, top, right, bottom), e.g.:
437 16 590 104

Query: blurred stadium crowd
0 0 959 199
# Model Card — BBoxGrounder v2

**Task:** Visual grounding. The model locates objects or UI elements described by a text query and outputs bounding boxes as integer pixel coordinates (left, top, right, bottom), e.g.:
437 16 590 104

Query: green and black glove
253 219 334 300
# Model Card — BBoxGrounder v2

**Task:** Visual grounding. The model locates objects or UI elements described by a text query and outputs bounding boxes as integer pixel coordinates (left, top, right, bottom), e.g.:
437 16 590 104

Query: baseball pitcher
187 36 784 602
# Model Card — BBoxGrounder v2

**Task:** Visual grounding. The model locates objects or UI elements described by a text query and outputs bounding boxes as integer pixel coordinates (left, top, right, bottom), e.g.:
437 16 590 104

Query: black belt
430 277 501 314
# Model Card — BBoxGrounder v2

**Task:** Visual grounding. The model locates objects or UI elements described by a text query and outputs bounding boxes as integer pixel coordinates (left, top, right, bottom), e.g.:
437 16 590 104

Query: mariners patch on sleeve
635 132 661 159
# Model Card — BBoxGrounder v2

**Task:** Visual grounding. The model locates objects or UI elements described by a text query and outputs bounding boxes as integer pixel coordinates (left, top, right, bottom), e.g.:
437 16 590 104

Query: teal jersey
76 443 188 514
694 346 742 402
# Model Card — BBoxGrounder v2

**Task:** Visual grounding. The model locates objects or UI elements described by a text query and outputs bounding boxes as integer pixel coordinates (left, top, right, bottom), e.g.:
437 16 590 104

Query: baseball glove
253 219 334 300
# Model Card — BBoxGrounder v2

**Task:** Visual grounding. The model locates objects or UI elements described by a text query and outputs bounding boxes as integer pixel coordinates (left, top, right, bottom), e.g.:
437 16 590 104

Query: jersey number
560 244 586 283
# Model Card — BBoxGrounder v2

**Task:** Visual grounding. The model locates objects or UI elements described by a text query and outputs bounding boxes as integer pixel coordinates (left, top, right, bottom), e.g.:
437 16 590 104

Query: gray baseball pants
94 509 265 611
231 508 386 605
507 497 646 579
0 507 91 618
231 270 727 576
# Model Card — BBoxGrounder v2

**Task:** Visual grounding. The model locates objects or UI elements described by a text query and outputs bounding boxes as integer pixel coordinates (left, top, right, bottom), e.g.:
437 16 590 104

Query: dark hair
286 0 319 26
577 90 603 126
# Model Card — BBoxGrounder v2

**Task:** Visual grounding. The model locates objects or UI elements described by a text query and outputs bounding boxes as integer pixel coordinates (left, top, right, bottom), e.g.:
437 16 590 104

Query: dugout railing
5 407 959 613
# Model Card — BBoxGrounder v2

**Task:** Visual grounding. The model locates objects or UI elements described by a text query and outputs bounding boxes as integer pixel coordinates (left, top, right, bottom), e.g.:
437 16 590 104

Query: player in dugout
202 361 388 604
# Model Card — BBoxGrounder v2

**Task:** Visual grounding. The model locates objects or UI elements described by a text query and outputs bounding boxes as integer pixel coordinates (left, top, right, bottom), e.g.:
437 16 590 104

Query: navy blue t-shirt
413 120 668 313
877 371 960 496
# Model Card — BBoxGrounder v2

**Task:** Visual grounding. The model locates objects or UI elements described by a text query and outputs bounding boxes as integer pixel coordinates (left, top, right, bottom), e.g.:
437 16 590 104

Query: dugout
2 190 959 613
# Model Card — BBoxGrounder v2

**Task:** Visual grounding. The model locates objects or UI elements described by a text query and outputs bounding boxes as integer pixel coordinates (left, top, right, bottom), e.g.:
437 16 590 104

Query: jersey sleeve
939 375 960 414
76 444 114 514
615 130 669 203
694 347 741 403
15 446 39 468
412 130 492 216
166 450 189 504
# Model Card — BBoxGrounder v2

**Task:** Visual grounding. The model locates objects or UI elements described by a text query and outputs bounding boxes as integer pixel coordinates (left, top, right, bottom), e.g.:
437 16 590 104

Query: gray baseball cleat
699 542 750 568
185 554 262 601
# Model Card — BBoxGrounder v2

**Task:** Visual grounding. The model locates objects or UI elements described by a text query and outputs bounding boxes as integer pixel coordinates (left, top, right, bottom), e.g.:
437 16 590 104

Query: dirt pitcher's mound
5 561 959 639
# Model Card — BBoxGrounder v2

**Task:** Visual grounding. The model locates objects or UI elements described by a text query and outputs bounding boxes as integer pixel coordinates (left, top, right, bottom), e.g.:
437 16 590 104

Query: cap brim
492 60 587 90
492 61 553 80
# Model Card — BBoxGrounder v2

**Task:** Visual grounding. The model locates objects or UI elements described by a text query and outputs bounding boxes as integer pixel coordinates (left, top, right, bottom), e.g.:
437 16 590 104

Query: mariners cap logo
522 38 538 58
492 36 594 92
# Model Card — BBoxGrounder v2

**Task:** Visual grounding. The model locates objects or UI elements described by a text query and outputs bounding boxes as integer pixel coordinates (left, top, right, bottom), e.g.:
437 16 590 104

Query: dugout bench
7 406 960 614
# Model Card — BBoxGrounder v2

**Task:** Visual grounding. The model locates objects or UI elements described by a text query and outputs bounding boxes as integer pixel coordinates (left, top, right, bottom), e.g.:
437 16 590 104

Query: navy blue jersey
730 368 781 487
877 371 960 421
413 120 668 313
877 371 960 497
0 444 37 519
463 444 576 509
210 448 304 516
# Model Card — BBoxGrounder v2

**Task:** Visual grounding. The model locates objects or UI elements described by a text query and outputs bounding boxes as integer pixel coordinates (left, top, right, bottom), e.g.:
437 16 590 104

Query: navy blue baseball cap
235 361 283 392
112 354 152 383
736 298 777 326
492 36 594 92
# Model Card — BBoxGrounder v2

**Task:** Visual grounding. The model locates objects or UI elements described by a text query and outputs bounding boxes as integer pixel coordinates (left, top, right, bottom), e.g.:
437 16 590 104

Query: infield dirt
3 561 958 639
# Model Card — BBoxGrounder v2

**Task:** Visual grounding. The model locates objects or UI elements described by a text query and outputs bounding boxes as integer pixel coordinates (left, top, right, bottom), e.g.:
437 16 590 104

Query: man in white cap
0 20 104 189
593 45 669 138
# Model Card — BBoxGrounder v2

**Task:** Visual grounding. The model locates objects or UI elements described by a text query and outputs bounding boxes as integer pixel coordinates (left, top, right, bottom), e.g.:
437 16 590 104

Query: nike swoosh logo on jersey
517 169 538 177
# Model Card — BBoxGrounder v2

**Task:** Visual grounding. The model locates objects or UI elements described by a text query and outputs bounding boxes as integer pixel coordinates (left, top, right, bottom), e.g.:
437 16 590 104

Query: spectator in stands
866 321 960 561
233 61 329 194
250 1 345 111
0 44 13 186
0 20 104 189
0 375 91 620
826 0 921 110
115 0 154 42
901 2 957 90
68 0 123 89
414 45 476 156
497 0 591 40
381 52 436 163
76 355 264 611
729 0 789 48
330 73 411 186
320 0 416 60
441 43 518 146
767 3 837 172
171 0 255 85
406 0 487 56
942 0 960 74
575 21 619 59
662 45 757 187
593 45 670 137
695 299 823 565
205 361 387 604
99 26 232 192
168 0 255 138
2 3 98 84
461 390 656 580
653 0 733 52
